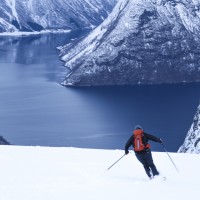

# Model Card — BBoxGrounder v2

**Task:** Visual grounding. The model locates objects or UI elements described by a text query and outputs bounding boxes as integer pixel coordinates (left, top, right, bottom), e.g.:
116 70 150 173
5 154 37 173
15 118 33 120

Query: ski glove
125 150 129 155
159 138 163 144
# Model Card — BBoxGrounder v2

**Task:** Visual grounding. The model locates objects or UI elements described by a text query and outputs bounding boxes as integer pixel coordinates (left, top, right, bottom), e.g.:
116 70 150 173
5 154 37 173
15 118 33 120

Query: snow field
0 145 199 200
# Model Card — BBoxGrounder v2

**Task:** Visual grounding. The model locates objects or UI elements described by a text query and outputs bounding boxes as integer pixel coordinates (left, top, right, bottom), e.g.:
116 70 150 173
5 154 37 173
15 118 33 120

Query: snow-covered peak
60 0 200 86
178 104 200 153
0 0 117 33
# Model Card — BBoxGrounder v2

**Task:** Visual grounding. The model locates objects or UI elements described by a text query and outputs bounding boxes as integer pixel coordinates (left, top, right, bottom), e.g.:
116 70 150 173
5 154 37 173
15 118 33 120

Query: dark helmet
134 125 142 130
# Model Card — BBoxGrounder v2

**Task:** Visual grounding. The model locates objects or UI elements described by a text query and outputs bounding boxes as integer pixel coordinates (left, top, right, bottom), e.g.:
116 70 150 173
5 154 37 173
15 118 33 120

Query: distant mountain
60 0 200 86
0 0 117 32
178 105 200 154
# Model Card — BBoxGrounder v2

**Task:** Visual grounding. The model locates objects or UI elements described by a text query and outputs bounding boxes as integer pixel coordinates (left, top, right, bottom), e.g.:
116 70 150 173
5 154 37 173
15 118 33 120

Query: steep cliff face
178 105 200 154
60 0 200 86
0 0 116 32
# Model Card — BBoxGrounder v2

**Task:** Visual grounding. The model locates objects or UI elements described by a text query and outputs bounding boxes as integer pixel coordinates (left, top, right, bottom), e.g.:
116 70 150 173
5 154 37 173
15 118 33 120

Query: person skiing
125 125 162 179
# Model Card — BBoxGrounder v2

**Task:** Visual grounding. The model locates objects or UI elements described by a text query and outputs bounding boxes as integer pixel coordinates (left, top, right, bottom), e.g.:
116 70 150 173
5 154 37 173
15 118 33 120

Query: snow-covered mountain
178 104 200 153
0 0 117 32
61 0 200 86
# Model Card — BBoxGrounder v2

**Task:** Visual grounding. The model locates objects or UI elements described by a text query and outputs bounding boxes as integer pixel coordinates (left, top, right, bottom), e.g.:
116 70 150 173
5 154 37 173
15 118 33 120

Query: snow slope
0 145 199 200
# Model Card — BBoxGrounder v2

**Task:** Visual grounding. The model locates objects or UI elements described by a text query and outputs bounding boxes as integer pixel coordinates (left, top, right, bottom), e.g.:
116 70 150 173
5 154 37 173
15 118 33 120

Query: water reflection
0 33 70 64
0 32 85 82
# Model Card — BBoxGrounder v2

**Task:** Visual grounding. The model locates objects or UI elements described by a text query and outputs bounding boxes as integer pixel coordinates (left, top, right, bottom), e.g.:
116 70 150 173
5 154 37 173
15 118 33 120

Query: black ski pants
135 149 159 178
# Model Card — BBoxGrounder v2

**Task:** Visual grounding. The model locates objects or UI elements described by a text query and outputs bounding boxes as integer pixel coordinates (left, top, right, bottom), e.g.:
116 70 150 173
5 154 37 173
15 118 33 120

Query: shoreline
0 29 71 36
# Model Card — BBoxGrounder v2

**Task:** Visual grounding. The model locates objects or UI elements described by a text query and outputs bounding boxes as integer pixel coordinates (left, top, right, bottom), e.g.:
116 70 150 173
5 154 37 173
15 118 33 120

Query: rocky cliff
0 135 10 145
178 104 200 153
60 0 200 86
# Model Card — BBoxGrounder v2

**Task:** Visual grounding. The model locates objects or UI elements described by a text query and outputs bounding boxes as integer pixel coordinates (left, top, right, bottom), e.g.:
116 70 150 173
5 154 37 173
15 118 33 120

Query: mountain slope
61 0 200 86
178 104 200 153
0 146 200 200
0 0 117 32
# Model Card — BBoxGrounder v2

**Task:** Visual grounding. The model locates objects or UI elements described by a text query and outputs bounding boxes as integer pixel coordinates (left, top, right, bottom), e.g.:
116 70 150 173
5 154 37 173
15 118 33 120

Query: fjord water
0 33 199 152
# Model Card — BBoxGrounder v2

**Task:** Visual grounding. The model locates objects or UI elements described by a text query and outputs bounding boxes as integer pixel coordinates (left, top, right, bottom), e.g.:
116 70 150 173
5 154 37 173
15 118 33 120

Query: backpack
133 129 150 151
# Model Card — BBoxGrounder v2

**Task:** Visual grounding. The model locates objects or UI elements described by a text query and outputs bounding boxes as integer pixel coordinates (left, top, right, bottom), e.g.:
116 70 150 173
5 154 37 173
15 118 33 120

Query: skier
125 125 162 179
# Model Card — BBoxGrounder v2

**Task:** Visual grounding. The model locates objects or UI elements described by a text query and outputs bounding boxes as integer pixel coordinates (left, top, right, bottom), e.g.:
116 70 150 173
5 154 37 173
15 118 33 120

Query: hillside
0 145 200 200
0 0 116 32
61 0 200 86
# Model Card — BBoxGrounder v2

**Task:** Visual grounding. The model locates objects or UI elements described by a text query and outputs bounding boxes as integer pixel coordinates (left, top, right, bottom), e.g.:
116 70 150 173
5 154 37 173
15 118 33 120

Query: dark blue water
0 33 199 152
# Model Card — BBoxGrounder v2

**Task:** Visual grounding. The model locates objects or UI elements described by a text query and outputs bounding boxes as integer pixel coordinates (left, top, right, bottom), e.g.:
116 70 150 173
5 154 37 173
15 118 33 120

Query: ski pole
106 154 125 171
161 142 179 173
